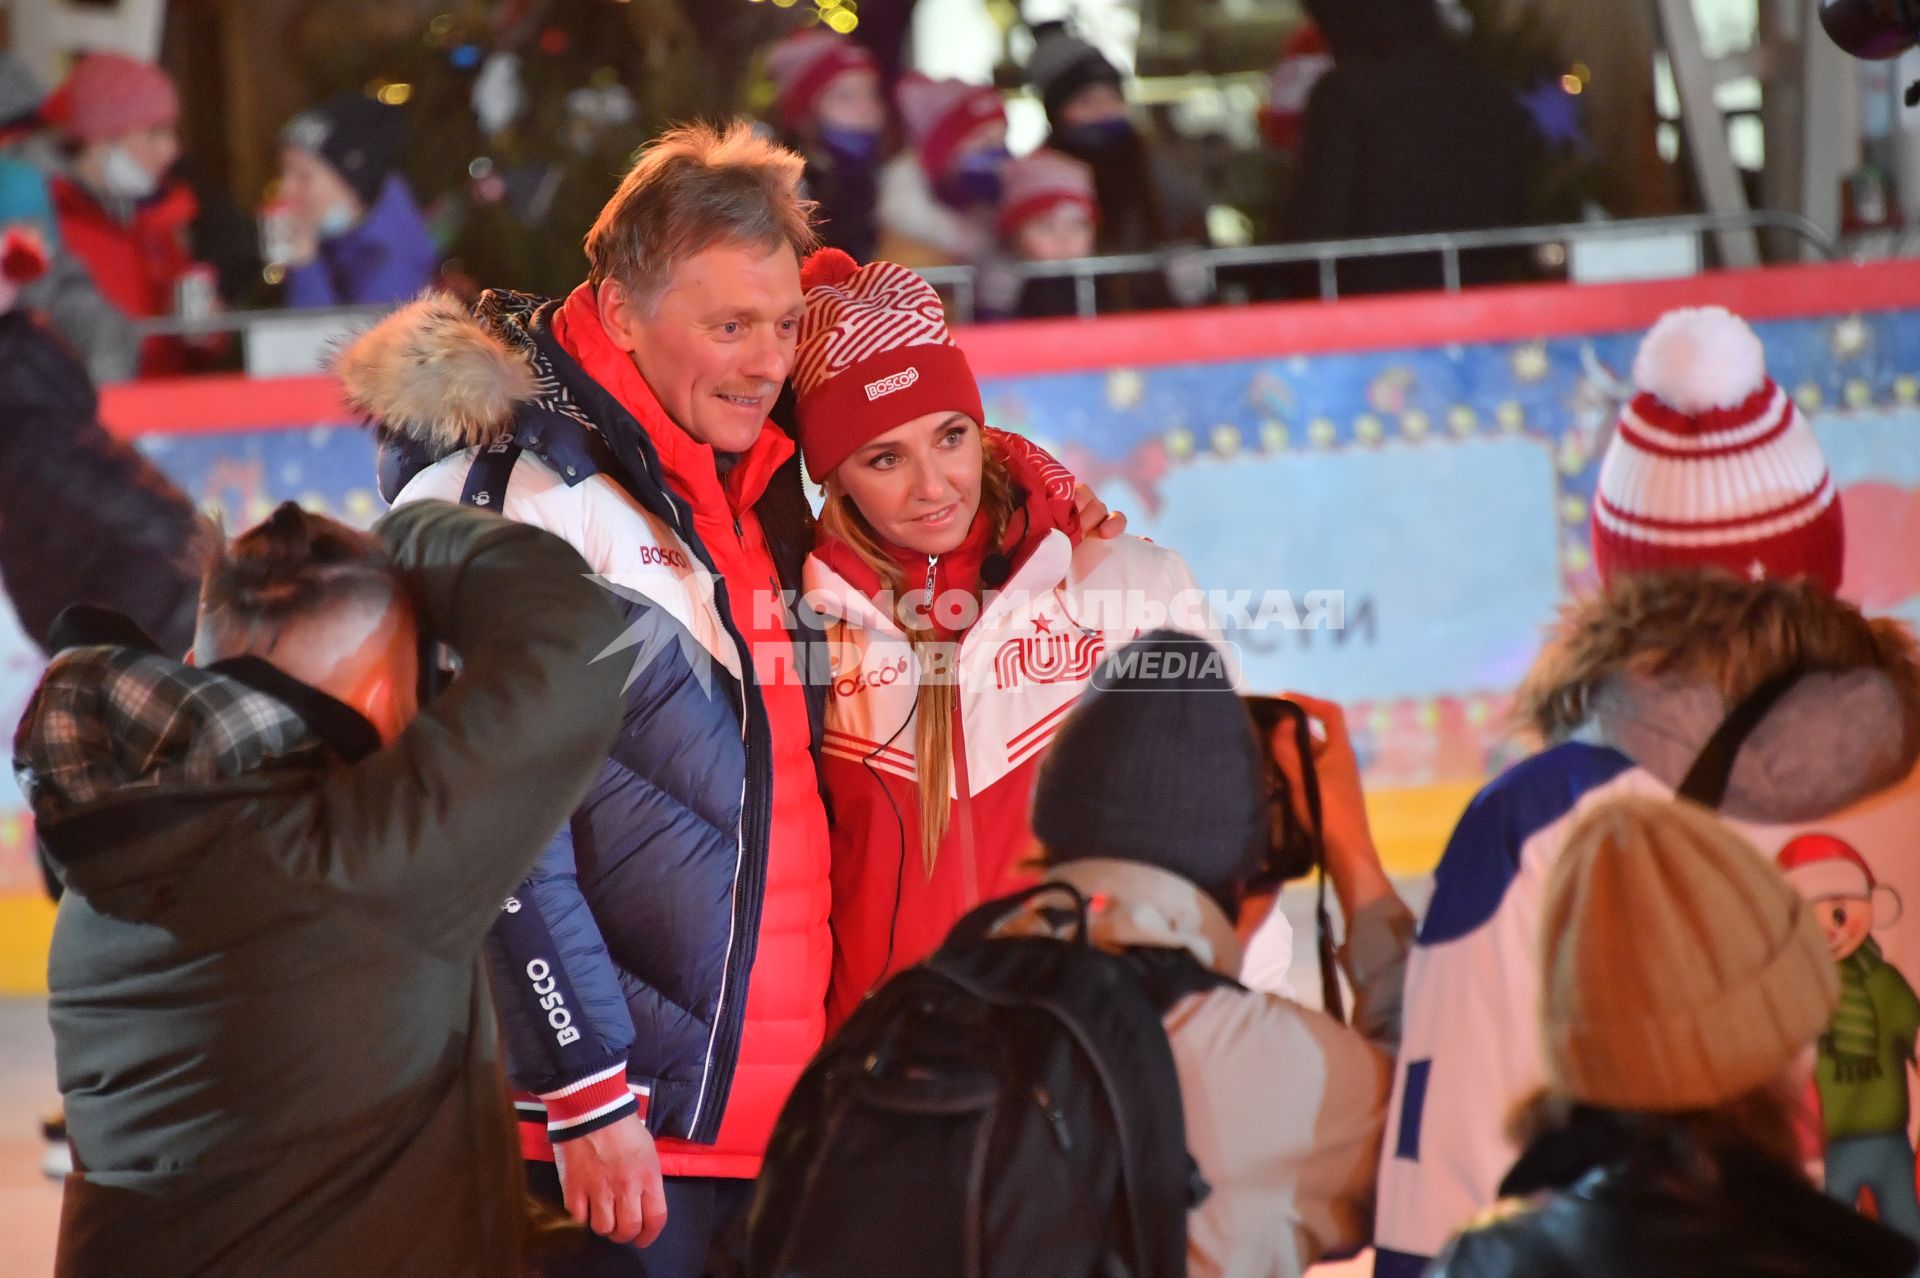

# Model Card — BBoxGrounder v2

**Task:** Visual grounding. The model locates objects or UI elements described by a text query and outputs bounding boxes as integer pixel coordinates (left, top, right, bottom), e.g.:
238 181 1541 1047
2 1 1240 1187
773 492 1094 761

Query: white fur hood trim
335 292 539 451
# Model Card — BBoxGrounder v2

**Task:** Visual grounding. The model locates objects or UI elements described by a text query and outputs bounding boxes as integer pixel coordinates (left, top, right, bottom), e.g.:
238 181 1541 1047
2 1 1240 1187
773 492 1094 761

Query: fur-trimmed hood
1516 571 1920 824
335 289 633 508
336 291 540 456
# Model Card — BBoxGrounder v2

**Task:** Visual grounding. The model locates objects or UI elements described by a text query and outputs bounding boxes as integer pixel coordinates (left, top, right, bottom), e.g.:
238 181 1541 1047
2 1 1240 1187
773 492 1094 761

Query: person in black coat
1283 0 1534 296
1024 23 1212 312
0 253 202 658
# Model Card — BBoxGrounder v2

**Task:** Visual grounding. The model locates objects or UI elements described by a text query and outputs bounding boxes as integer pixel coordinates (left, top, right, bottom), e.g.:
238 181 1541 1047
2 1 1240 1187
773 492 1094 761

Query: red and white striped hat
997 148 1097 239
765 30 877 132
792 248 985 480
1591 306 1844 592
896 72 1005 180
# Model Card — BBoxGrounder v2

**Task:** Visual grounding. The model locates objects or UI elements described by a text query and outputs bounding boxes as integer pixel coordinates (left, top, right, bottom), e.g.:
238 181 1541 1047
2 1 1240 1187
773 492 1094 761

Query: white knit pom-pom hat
1590 305 1844 592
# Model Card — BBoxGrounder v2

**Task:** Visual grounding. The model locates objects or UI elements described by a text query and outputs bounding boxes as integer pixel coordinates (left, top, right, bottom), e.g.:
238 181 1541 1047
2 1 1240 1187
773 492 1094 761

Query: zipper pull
924 555 939 599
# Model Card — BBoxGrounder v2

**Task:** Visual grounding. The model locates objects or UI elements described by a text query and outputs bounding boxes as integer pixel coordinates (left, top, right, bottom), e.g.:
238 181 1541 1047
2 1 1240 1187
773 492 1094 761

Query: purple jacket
284 174 438 308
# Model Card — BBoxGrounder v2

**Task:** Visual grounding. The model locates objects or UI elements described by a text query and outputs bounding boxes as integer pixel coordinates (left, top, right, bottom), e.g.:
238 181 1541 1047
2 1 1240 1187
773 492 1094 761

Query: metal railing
132 209 1842 345
919 209 1841 322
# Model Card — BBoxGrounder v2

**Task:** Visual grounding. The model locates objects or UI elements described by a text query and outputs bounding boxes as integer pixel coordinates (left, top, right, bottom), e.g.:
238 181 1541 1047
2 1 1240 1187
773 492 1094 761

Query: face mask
818 125 881 166
97 143 159 201
937 149 1008 210
317 201 358 239
1058 117 1136 157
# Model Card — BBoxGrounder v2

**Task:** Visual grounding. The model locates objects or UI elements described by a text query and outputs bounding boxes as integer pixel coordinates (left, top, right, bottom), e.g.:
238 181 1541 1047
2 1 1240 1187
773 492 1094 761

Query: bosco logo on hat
791 248 985 481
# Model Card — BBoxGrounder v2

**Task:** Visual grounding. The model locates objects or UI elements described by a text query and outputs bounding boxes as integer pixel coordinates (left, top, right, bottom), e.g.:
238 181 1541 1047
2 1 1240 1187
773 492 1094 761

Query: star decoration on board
1518 77 1590 152
1831 315 1870 361
1106 369 1145 411
1511 342 1550 383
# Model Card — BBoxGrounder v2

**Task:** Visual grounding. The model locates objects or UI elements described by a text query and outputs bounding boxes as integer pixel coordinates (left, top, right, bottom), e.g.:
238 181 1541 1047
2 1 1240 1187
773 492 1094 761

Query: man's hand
1073 483 1127 540
553 1112 669 1248
1269 691 1392 916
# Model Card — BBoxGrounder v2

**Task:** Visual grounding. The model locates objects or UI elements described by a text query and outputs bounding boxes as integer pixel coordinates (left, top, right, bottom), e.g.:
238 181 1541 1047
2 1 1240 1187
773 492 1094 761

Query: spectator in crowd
12 499 628 1277
279 93 439 308
1428 796 1919 1278
984 631 1414 1275
765 29 887 263
0 224 201 659
1257 22 1333 154
1283 0 1532 296
0 53 138 382
1025 23 1211 309
991 147 1098 319
341 122 837 1278
876 72 1008 272
0 57 57 237
791 249 1171 1026
42 51 221 376
1373 306 1920 1276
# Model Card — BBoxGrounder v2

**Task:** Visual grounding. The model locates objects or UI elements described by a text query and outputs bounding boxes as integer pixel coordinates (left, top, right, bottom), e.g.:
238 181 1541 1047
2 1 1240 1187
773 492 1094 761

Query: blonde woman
791 249 1219 1024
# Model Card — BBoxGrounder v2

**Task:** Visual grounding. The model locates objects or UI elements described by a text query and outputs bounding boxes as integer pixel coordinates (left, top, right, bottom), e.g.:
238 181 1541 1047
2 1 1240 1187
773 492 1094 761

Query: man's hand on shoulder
1073 482 1127 540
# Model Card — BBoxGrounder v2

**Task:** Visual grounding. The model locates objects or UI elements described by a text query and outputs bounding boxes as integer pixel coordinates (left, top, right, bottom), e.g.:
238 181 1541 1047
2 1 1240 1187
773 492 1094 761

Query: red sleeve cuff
538 1062 641 1143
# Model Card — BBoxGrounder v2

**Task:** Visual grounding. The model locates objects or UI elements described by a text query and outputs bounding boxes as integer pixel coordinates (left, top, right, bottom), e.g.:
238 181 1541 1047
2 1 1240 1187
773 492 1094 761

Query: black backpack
745 883 1233 1278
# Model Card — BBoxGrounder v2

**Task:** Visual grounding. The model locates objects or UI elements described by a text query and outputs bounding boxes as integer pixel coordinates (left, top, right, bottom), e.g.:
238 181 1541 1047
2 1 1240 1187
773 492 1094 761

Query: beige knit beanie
1540 795 1839 1112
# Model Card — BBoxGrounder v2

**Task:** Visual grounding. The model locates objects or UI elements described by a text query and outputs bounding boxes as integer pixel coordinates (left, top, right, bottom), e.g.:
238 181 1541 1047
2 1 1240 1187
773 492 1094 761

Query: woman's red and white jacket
805 430 1213 1025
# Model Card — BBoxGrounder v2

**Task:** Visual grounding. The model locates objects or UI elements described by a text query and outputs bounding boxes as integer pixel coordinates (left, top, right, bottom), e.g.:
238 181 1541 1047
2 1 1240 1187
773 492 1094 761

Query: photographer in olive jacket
13 500 627 1277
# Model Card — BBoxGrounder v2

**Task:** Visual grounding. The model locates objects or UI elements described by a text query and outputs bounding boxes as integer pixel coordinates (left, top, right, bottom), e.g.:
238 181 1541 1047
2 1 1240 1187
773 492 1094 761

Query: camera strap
1281 704 1345 1023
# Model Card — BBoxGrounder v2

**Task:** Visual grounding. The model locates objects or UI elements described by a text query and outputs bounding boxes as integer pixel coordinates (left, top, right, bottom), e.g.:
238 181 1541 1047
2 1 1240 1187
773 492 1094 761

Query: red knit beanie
43 52 179 146
1259 23 1332 150
1591 306 1844 593
766 30 877 132
997 149 1097 239
793 249 986 480
896 72 1005 180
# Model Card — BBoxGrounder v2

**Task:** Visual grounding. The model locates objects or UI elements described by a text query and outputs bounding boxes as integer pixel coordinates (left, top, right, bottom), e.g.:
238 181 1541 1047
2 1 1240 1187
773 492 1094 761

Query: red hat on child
997 149 1097 239
792 249 985 480
896 72 1005 181
766 30 877 132
1591 306 1844 593
42 52 179 146
1259 22 1332 150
